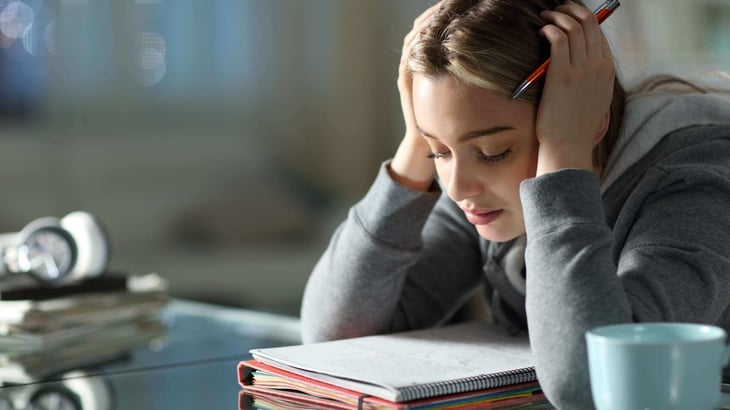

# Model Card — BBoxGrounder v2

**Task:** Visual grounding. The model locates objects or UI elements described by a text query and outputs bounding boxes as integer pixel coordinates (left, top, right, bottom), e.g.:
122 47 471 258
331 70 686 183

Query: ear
593 111 611 146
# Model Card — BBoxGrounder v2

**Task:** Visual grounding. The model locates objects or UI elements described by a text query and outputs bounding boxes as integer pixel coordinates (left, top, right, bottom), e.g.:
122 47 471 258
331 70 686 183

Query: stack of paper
0 272 169 384
239 321 554 409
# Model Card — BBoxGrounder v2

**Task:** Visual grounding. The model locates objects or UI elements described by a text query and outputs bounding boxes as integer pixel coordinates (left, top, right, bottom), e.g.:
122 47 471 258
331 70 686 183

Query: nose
445 158 482 202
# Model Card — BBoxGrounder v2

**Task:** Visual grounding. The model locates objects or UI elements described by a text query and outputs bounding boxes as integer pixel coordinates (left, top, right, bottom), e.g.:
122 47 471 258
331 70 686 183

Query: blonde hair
408 0 626 168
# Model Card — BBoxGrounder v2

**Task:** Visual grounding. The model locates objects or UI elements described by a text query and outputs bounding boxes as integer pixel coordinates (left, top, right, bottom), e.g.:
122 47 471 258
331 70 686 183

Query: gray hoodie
301 91 730 409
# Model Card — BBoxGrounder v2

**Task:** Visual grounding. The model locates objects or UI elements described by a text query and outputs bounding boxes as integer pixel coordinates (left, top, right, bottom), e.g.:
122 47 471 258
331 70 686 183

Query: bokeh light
136 31 167 86
43 18 54 54
21 21 35 53
0 2 34 40
138 30 165 56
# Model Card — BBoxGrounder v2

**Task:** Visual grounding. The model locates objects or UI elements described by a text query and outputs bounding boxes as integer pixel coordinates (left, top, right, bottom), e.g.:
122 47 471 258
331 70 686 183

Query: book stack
0 272 169 384
238 321 554 410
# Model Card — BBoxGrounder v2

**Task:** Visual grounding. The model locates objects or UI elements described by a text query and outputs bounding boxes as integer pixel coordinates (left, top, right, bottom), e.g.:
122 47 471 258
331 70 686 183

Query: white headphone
2 370 113 410
0 211 109 284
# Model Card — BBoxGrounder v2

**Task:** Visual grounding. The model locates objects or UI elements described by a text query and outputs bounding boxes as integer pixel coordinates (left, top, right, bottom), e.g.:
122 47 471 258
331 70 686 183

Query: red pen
511 0 621 100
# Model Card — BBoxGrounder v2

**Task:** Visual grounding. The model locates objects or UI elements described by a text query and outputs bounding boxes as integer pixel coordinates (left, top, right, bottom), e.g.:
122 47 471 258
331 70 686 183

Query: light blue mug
586 323 730 410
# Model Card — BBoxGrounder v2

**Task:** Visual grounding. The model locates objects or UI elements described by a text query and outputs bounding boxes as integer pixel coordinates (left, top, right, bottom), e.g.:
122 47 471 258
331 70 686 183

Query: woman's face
412 74 539 242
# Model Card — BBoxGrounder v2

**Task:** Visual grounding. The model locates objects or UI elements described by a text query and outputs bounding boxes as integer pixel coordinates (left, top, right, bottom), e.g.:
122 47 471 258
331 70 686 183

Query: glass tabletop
1 301 727 410
0 359 241 410
2 363 728 410
100 299 301 374
0 299 301 410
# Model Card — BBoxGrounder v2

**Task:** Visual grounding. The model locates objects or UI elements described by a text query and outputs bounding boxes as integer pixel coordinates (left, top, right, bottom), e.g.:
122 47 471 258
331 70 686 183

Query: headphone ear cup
60 211 110 281
17 217 65 242
9 217 74 279
0 231 20 248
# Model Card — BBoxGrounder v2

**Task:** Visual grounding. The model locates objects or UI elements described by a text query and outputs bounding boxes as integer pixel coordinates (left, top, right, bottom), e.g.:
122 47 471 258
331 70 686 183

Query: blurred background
0 0 728 316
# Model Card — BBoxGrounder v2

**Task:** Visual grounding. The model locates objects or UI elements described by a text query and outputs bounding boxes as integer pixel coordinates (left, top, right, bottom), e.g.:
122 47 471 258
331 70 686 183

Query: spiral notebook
239 321 539 406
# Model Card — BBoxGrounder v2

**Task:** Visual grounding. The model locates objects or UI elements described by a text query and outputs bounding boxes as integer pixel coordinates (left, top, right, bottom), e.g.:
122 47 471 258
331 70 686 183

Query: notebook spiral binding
397 366 537 402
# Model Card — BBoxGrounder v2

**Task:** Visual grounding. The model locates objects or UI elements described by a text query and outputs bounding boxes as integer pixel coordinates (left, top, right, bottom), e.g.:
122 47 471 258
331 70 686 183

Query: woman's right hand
388 1 443 192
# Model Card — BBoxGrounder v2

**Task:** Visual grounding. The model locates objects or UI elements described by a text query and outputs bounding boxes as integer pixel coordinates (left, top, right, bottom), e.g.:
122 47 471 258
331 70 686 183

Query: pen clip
594 0 621 14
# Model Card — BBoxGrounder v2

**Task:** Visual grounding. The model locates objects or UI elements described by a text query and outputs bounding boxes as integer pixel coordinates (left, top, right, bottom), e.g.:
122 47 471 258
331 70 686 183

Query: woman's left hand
534 1 616 176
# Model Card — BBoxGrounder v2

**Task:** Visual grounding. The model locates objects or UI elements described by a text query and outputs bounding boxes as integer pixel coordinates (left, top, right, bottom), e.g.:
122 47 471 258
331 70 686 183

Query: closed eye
479 148 512 163
427 151 451 160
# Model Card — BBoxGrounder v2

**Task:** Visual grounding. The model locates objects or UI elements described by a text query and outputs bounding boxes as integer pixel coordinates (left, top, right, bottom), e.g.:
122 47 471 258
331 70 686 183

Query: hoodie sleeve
520 165 730 410
301 161 484 343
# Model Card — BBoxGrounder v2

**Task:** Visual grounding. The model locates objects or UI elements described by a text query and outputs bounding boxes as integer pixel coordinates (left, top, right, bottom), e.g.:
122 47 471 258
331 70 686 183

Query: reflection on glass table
0 300 727 410
0 300 301 410
0 370 112 410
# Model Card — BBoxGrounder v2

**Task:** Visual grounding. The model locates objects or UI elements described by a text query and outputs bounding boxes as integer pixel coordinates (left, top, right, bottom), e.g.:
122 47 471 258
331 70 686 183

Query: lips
462 209 503 225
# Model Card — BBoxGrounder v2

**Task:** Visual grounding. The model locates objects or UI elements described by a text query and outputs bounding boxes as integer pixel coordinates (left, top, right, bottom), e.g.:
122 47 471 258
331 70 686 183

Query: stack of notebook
0 272 169 384
238 321 554 409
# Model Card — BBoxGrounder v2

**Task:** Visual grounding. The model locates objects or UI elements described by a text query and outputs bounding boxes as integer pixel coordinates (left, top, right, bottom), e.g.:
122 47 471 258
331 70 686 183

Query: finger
413 1 443 29
404 2 442 52
598 30 616 75
540 9 586 65
539 24 572 79
597 28 611 58
402 29 417 52
402 1 443 67
555 1 602 59
401 30 421 69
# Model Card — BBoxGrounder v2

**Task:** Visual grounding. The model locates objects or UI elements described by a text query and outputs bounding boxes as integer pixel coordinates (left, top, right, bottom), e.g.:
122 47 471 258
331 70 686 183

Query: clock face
23 228 75 282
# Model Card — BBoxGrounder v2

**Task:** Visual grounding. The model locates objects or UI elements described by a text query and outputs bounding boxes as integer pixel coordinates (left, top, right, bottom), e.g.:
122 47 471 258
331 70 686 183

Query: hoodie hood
601 91 730 191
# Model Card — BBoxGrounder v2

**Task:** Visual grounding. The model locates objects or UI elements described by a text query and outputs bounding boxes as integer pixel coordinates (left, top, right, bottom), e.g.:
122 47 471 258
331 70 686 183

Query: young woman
301 0 730 408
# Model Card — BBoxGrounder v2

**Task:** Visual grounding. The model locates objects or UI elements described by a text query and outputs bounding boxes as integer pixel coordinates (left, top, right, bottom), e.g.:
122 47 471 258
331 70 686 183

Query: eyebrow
416 125 515 142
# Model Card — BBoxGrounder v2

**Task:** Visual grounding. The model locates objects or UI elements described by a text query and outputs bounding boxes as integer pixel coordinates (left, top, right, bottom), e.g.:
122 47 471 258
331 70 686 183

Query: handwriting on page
257 321 533 388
